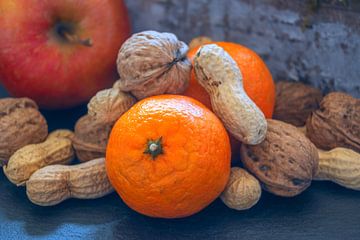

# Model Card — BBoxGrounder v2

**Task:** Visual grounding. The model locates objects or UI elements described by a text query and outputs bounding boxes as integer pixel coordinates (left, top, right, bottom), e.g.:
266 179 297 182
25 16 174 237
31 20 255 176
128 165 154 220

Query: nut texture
0 98 48 165
73 115 114 162
296 126 307 135
274 81 323 126
306 92 360 152
220 167 261 210
87 88 136 123
316 148 360 190
113 79 121 89
3 137 74 186
194 44 267 145
47 129 74 141
188 36 213 50
26 158 113 206
241 119 319 197
116 30 191 99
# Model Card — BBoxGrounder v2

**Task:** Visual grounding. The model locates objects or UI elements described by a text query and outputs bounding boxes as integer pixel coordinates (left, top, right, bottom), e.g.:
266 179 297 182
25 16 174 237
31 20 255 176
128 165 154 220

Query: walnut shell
188 36 213 50
273 81 323 126
306 92 360 152
241 119 319 197
116 30 191 99
73 115 114 162
0 98 48 165
87 88 136 123
220 167 261 210
113 79 121 89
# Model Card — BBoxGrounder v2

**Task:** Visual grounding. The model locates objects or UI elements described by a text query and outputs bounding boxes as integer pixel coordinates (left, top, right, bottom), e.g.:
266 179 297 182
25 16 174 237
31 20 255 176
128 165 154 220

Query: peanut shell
47 129 74 141
3 137 74 186
194 44 267 145
26 158 113 206
316 148 360 190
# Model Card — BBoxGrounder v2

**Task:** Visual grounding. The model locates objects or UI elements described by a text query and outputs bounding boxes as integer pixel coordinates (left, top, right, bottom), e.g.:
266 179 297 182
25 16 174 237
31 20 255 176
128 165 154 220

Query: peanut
3 136 74 186
47 129 75 141
26 158 113 206
194 44 267 145
295 126 360 191
315 148 360 190
220 167 261 210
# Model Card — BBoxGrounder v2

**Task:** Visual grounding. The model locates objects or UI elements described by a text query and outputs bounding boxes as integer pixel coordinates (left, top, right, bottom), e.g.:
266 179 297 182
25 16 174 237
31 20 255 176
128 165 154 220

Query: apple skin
0 0 131 109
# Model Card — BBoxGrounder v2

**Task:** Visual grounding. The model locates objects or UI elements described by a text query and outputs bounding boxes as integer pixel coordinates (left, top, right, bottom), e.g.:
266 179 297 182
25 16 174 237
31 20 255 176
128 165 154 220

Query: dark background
1 86 360 239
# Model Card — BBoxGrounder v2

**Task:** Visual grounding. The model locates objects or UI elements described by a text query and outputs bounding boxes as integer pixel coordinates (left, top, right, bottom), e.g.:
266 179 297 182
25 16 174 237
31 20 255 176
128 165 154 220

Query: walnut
273 81 323 126
87 88 136 123
306 92 360 152
112 79 121 89
188 36 213 50
72 115 114 162
74 85 137 162
116 30 191 99
241 119 319 197
220 167 261 210
0 98 48 165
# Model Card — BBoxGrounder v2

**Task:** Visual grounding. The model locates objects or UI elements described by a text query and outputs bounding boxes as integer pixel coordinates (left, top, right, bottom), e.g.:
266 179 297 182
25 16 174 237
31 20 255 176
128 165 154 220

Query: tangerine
106 95 231 218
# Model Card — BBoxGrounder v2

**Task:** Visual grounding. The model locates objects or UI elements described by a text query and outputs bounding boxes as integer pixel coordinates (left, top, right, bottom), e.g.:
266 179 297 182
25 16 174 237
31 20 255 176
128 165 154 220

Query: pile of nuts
1 31 360 213
0 83 136 206
220 81 360 210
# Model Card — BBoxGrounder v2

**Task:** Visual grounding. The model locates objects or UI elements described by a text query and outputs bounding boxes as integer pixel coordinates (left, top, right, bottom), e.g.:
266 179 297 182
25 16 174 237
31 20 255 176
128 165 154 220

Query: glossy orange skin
106 95 231 218
184 42 275 118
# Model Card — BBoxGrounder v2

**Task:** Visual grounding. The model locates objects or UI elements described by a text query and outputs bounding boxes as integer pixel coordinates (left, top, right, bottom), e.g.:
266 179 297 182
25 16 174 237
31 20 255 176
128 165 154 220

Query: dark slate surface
1 86 360 240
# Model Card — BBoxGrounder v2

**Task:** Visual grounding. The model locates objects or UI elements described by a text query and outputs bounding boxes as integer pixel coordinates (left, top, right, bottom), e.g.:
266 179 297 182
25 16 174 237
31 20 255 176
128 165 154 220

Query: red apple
0 0 131 109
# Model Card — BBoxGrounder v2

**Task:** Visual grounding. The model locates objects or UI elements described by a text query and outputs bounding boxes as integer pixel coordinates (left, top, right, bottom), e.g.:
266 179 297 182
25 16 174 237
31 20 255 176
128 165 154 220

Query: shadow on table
2 168 360 240
91 182 360 240
89 184 330 239
1 170 126 236
1 169 321 238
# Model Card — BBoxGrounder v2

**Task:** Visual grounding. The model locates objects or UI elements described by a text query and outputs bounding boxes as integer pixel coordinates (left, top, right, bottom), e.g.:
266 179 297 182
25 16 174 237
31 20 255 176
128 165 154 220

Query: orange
106 95 231 218
184 42 275 118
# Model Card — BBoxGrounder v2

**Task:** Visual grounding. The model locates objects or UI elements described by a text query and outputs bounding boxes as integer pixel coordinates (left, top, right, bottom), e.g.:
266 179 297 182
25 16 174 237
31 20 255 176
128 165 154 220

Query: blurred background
125 0 360 97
